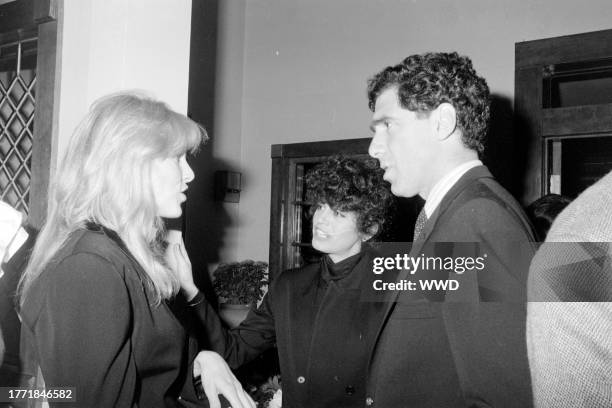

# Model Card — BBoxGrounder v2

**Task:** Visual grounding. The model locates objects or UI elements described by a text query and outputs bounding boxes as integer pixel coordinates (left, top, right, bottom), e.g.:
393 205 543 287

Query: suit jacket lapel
369 166 494 365
378 167 492 310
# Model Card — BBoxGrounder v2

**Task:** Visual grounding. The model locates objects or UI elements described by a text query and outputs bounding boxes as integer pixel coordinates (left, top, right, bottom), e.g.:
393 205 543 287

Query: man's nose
368 133 383 159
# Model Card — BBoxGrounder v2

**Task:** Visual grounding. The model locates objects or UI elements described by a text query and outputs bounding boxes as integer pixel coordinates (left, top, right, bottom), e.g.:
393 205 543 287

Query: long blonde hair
19 91 205 305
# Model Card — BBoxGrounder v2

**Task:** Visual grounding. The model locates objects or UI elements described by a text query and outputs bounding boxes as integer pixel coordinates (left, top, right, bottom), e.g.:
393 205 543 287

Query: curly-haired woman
171 155 394 408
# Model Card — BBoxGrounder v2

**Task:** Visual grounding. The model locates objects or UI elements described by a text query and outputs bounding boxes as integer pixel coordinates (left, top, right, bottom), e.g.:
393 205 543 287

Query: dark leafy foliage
213 260 269 305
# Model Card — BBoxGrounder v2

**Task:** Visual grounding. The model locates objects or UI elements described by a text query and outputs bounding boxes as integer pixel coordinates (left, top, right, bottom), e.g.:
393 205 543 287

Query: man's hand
193 351 256 408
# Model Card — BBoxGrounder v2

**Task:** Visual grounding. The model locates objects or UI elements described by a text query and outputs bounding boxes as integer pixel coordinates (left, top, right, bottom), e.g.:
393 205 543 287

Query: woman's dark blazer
193 250 393 408
20 225 201 408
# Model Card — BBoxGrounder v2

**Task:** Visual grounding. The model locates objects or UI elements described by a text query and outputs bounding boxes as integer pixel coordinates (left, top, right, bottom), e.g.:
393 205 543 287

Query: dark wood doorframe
515 29 612 204
0 0 60 228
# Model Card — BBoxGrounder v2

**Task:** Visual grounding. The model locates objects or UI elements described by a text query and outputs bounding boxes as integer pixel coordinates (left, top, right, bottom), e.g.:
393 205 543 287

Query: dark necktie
413 207 428 242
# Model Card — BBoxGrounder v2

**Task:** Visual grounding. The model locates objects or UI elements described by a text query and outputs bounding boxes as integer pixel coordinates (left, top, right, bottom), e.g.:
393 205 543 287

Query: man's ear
362 224 380 241
432 102 457 140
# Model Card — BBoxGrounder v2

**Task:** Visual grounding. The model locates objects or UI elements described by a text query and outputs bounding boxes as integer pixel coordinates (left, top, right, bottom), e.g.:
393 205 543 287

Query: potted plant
249 375 281 408
213 260 269 327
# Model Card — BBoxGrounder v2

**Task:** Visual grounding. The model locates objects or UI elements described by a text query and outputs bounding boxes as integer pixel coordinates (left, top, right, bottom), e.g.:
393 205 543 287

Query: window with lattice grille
0 36 37 214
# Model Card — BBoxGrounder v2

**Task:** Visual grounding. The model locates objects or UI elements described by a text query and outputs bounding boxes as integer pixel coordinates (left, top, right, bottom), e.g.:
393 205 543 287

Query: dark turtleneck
314 250 365 310
320 251 365 283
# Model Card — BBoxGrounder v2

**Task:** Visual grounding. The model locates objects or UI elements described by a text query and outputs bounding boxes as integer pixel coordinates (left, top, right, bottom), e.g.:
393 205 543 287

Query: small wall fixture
214 171 241 203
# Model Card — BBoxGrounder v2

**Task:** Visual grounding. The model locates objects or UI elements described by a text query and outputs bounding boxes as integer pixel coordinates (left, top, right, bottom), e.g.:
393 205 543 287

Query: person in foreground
527 171 612 407
18 92 254 408
0 200 28 365
0 200 34 379
366 52 536 407
169 156 394 408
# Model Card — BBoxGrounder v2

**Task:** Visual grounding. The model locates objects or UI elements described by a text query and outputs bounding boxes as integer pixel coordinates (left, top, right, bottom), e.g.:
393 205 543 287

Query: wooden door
516 29 612 202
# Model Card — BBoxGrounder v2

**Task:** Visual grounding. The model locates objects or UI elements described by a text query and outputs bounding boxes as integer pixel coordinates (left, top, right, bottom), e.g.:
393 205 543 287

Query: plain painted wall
56 0 192 161
202 0 612 266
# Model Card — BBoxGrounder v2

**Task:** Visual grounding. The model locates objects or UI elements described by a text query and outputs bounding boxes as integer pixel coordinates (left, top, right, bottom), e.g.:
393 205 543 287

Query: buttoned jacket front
195 250 393 408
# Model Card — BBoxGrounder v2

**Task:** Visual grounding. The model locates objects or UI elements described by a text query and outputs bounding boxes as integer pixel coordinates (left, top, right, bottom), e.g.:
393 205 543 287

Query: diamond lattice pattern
0 39 37 214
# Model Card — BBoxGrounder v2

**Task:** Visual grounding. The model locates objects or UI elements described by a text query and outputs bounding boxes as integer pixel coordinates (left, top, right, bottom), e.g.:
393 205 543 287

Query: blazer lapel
368 166 494 365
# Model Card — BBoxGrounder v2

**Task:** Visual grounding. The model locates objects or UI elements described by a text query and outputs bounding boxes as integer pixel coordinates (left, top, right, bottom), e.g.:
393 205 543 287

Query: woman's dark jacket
19 225 202 407
192 250 393 408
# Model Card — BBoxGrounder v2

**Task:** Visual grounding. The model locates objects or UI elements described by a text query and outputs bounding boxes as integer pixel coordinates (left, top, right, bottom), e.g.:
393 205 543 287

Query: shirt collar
424 160 482 217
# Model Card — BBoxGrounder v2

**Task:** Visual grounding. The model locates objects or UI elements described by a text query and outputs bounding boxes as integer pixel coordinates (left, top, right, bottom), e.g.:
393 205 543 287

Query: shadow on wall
185 159 237 303
185 0 221 306
483 94 530 202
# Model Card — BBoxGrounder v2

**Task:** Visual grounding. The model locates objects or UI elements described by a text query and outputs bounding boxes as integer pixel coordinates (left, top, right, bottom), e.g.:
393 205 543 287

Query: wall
204 0 612 264
55 0 192 160
186 0 245 281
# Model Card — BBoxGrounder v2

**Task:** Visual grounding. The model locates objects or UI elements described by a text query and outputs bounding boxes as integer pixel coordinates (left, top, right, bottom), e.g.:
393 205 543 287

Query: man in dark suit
366 52 536 407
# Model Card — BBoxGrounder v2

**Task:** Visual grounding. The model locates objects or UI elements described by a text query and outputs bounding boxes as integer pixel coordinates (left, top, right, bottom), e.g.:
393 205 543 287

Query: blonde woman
18 92 253 408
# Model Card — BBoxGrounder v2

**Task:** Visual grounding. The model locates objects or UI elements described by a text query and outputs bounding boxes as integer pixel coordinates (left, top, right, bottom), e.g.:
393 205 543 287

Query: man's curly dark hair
367 52 490 153
305 155 392 239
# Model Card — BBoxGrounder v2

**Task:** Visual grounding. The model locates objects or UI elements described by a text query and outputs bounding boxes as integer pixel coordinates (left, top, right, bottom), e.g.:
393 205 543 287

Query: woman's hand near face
164 232 198 301
193 351 256 408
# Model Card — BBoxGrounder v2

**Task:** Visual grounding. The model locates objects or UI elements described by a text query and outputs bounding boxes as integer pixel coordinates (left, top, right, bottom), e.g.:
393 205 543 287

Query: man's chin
391 182 412 197
390 183 414 198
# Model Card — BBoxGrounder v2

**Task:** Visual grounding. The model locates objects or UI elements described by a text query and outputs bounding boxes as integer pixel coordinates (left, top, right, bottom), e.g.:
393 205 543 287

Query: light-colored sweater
0 201 27 369
0 200 27 276
527 171 612 407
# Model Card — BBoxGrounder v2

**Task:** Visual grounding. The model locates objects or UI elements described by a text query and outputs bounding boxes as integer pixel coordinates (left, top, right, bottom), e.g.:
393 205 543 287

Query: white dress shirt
423 160 483 218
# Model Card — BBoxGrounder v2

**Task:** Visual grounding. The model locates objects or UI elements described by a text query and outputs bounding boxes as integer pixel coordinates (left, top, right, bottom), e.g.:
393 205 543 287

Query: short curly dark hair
367 52 490 153
526 194 572 241
305 155 392 239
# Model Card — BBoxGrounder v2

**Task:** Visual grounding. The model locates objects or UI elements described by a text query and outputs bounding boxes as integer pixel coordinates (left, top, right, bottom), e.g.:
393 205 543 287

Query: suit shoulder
445 178 534 241
462 177 521 210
